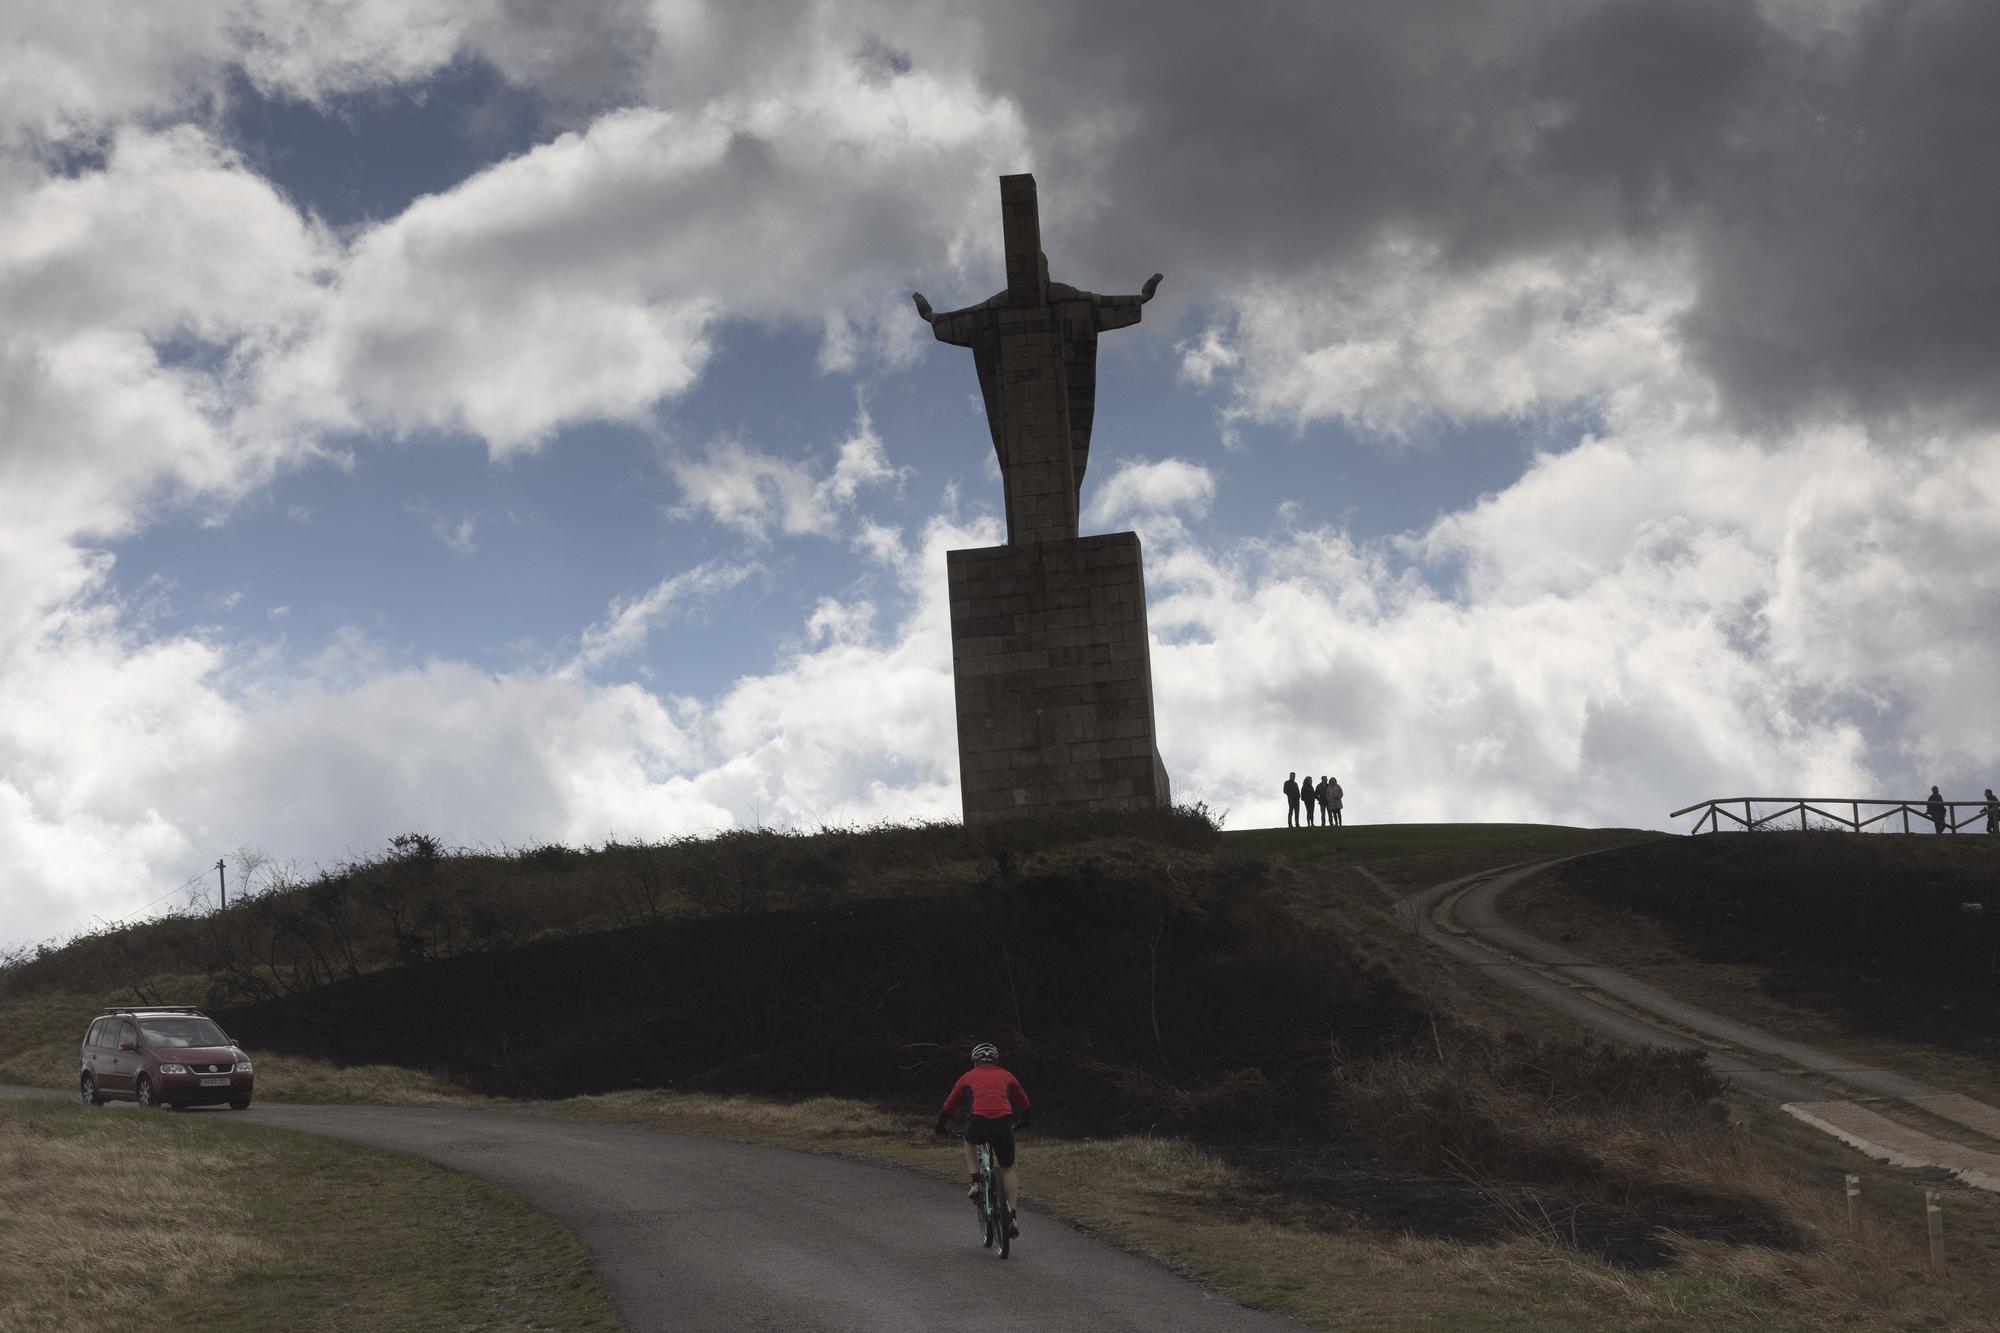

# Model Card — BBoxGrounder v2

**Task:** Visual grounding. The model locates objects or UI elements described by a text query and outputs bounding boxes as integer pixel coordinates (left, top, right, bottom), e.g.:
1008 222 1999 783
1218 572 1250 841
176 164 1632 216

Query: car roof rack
97 1005 205 1015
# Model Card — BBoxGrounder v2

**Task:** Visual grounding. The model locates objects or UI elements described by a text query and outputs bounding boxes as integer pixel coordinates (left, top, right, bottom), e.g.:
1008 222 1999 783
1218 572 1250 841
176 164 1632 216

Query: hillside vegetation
1539 831 2000 1050
8 814 2000 1329
7 809 1410 1133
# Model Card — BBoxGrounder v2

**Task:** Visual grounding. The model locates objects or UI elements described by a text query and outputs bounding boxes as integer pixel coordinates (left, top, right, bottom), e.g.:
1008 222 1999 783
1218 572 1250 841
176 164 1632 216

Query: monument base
947 532 1171 824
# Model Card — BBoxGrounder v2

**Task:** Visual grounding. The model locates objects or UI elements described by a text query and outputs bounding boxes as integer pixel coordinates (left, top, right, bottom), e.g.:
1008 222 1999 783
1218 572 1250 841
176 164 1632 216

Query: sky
4 0 1999 953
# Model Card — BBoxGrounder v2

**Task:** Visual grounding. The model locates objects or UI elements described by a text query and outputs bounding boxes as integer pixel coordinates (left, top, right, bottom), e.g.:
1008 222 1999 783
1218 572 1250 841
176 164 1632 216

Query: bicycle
972 1140 1011 1259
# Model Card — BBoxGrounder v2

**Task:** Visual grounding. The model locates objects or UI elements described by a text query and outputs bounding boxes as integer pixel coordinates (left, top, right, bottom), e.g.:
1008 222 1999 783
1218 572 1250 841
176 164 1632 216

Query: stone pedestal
947 532 1171 823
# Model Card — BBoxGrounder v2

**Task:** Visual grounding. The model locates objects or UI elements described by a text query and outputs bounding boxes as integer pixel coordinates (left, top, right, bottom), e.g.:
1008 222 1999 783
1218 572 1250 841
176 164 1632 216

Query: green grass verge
0 1099 618 1333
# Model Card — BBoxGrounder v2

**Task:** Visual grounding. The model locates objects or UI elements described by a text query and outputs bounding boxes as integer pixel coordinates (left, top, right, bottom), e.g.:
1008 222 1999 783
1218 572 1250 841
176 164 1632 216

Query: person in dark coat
1283 772 1301 828
1302 768 1316 826
1315 776 1331 827
1925 785 1948 833
1984 788 1998 834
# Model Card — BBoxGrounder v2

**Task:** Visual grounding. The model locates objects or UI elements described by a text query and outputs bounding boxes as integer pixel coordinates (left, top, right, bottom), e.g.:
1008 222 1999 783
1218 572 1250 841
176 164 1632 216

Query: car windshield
137 1017 229 1048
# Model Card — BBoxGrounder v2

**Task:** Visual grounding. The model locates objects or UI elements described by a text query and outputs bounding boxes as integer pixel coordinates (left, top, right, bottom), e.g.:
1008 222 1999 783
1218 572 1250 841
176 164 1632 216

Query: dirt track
1389 859 2000 1191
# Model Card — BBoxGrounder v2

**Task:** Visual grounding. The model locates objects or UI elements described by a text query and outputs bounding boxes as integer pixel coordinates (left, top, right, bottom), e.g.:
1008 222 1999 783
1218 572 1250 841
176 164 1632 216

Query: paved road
1373 858 2000 1191
1 1088 1298 1332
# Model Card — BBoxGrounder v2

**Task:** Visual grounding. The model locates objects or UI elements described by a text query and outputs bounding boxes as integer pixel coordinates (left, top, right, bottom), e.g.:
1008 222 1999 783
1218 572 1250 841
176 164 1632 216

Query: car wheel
80 1074 104 1107
227 1097 251 1111
135 1074 166 1110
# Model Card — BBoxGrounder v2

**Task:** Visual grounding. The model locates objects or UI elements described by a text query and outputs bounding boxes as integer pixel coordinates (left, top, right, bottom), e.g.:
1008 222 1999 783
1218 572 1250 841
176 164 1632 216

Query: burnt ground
1537 833 2000 1055
200 857 1797 1271
1210 1141 1796 1271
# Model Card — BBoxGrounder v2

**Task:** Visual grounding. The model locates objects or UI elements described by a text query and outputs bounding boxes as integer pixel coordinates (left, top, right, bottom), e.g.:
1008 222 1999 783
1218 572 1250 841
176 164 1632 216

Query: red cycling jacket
940 1064 1030 1120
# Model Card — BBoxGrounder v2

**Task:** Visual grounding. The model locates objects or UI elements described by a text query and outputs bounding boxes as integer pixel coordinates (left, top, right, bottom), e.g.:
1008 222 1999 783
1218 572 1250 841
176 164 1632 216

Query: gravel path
1384 859 2000 1191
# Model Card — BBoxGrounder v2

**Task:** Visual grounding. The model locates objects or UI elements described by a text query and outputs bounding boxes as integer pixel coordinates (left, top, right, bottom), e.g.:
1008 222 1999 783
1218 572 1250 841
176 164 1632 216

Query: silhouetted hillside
1543 832 2000 1049
211 851 1422 1135
0 814 1794 1265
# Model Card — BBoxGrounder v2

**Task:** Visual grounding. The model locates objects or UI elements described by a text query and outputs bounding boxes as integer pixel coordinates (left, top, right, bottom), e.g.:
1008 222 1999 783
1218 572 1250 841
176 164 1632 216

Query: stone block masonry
917 172 1172 822
948 532 1171 823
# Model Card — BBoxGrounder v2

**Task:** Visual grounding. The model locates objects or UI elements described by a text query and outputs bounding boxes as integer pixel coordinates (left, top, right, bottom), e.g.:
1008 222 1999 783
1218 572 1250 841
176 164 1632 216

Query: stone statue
913 173 1162 546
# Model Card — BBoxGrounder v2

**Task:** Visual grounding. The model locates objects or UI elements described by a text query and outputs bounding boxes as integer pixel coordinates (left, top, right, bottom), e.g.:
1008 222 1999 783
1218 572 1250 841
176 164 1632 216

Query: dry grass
532 1086 2000 1332
248 1051 476 1105
1 1101 276 1327
0 1098 617 1333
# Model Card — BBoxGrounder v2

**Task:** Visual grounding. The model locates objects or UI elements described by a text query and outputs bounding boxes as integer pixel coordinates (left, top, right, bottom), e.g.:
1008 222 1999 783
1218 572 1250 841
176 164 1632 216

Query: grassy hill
8 813 2000 1330
1528 830 2000 1054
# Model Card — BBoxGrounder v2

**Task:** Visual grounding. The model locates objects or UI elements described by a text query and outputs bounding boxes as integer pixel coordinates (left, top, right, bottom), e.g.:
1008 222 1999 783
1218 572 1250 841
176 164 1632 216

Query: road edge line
1781 1102 2000 1193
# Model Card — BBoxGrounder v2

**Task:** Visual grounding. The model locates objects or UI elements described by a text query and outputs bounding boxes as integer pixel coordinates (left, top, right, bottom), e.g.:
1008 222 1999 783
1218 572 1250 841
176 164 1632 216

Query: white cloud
408 502 480 554
667 408 901 541
568 562 759 676
0 125 331 646
10 0 2000 959
1175 329 1238 388
260 66 1024 454
1148 425 2000 829
1085 458 1217 530
1197 238 1699 439
7 414 1998 952
0 510 998 950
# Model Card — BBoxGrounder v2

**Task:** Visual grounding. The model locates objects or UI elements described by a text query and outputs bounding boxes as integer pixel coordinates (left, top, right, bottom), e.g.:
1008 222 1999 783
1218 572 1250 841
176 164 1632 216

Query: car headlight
235 1061 253 1073
158 1063 189 1075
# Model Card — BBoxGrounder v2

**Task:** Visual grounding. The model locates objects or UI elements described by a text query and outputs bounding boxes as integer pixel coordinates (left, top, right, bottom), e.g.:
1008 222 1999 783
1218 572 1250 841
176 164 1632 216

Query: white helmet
970 1042 1000 1064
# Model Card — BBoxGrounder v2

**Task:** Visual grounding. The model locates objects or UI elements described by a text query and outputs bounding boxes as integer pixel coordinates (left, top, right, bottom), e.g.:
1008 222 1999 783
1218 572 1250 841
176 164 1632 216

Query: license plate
199 1077 229 1086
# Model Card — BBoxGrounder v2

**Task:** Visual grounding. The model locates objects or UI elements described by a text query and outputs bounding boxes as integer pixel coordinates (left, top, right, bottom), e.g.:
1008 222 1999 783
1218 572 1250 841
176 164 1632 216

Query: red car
80 1006 254 1111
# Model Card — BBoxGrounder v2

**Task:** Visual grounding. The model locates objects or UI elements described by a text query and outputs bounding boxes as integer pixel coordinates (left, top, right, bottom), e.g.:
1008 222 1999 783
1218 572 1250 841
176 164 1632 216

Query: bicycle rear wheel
978 1147 997 1249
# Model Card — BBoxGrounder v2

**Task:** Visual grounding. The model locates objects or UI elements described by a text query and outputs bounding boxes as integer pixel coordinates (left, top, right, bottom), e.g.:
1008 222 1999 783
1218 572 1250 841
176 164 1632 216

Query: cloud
408 502 480 554
0 510 994 950
880 0 2000 436
20 2 2000 440
258 62 1024 453
568 562 759 675
7 410 1998 952
1200 239 1700 437
1146 423 2000 829
0 124 331 648
1084 458 1217 531
10 0 2000 958
666 408 901 540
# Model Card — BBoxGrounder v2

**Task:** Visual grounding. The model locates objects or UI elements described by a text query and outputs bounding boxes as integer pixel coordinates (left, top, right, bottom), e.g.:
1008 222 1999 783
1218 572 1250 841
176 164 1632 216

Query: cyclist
934 1041 1032 1235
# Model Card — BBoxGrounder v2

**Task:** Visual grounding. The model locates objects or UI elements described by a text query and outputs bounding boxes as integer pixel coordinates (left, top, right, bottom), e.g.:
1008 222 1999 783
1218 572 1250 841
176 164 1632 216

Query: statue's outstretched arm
913 289 990 347
1094 274 1163 331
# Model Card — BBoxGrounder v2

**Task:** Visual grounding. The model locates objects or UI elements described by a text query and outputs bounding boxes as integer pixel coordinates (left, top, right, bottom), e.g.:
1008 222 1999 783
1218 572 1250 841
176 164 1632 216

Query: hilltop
9 814 2000 1329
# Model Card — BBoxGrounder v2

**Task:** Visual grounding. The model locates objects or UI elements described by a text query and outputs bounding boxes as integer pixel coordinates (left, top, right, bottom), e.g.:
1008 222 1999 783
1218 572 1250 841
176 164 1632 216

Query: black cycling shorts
962 1113 1016 1169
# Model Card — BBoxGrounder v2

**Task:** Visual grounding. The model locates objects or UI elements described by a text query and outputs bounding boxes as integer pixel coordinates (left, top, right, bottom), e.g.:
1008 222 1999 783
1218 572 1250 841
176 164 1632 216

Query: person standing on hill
1315 776 1332 827
935 1042 1031 1238
1284 772 1301 827
1302 768 1317 826
1984 788 1998 834
1327 775 1344 828
1925 785 1948 833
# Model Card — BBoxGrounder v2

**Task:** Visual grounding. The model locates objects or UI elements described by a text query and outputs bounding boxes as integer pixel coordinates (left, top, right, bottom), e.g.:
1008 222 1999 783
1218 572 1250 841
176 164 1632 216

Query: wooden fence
1670 797 2000 835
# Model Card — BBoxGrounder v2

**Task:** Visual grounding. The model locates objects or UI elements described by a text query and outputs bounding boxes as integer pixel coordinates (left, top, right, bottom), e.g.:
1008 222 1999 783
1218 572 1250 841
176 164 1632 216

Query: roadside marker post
1846 1174 1863 1240
1926 1189 1944 1276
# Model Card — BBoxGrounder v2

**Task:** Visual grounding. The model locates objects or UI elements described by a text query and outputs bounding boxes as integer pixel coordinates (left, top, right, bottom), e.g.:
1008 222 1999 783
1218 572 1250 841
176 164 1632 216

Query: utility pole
215 858 226 910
